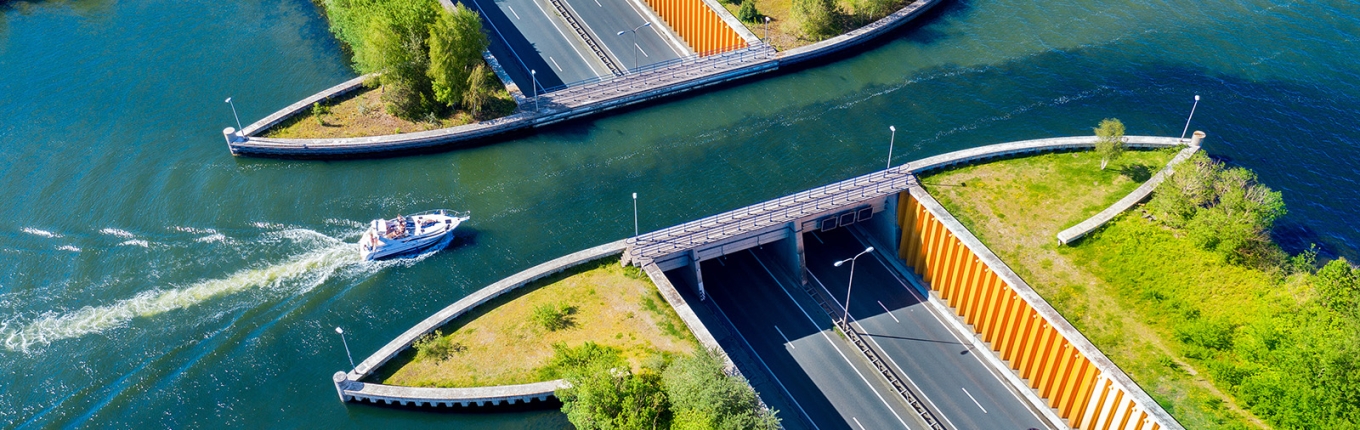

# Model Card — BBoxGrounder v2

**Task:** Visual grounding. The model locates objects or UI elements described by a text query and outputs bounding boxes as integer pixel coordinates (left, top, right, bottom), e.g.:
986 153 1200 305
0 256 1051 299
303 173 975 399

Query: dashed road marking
507 5 521 19
963 387 988 413
878 300 899 323
549 56 564 71
774 325 794 349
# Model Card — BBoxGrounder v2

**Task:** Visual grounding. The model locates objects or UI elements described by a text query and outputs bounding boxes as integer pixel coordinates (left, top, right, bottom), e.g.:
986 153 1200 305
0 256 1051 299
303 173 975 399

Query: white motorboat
359 209 469 261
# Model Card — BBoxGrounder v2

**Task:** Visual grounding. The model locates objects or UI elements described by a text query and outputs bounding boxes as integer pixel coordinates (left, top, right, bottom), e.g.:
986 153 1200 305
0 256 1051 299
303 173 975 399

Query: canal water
1 0 1356 427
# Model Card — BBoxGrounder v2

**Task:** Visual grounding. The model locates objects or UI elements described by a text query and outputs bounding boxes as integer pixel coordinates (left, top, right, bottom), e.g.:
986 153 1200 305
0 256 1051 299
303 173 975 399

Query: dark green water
2 0 1357 427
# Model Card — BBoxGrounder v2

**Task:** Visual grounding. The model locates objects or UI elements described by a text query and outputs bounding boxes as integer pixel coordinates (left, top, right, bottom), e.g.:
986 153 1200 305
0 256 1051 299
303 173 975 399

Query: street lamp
531 70 538 112
225 97 242 131
764 16 771 42
335 327 355 370
616 22 651 72
1180 94 1200 140
833 246 874 325
632 192 639 237
886 125 896 169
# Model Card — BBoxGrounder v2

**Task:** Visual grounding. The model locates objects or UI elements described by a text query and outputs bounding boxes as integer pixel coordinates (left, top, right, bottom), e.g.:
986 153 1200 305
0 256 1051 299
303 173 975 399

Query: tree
737 0 759 23
353 0 440 119
462 63 494 119
791 0 837 40
552 342 670 430
1093 118 1125 170
428 3 489 109
662 348 780 430
1147 152 1286 264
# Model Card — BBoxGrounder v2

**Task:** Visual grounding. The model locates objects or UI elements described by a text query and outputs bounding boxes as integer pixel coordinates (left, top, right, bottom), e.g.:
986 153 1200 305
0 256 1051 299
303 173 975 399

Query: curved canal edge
333 239 735 407
224 0 944 158
1057 131 1204 245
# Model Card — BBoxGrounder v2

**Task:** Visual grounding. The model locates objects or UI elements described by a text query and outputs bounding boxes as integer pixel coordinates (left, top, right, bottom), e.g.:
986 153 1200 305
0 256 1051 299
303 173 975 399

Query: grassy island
373 259 699 388
923 149 1360 429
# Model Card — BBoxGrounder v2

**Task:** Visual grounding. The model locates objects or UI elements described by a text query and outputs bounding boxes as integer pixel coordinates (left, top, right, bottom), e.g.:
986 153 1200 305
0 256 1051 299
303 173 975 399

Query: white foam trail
118 240 150 248
194 234 228 244
57 245 81 252
22 228 60 238
251 221 285 230
99 228 135 239
2 242 360 353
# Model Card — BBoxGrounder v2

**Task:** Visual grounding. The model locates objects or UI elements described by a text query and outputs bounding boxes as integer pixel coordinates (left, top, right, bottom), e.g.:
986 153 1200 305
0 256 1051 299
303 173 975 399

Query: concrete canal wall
226 0 942 158
1056 131 1204 245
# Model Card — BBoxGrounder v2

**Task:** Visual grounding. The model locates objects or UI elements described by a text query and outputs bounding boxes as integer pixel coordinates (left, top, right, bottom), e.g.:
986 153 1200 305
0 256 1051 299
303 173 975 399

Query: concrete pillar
222 127 244 156
333 371 350 402
764 225 805 285
1190 130 1206 147
692 250 706 301
863 195 899 251
795 229 808 285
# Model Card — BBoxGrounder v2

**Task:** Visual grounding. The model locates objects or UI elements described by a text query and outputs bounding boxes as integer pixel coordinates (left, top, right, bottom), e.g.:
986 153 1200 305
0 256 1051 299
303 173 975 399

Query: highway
702 249 923 429
463 0 607 89
558 0 686 71
804 228 1049 430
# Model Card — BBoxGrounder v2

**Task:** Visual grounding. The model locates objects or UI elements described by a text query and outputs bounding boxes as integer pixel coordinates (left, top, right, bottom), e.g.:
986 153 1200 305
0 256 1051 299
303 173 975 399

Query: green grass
369 259 699 388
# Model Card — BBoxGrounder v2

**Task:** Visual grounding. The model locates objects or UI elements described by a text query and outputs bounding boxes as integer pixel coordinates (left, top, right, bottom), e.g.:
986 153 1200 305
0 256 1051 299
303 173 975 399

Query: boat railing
406 209 470 219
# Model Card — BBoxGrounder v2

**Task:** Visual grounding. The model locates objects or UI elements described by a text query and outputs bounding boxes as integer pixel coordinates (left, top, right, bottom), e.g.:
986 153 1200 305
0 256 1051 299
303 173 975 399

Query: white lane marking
774 325 794 349
555 0 624 69
963 387 988 413
507 5 521 19
878 300 900 323
849 227 1046 425
706 288 821 429
530 0 604 76
811 231 825 244
634 43 649 58
594 0 602 6
549 56 564 71
852 417 866 430
618 0 686 56
807 268 960 430
750 251 912 429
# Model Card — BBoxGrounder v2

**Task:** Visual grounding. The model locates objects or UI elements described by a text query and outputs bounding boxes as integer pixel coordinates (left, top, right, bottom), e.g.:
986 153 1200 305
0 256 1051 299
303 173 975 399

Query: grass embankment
720 0 911 50
923 149 1285 429
261 85 516 139
373 259 699 388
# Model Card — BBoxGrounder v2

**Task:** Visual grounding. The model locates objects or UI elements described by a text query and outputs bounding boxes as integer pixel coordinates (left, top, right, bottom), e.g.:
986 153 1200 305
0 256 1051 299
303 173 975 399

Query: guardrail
540 43 775 107
548 0 624 76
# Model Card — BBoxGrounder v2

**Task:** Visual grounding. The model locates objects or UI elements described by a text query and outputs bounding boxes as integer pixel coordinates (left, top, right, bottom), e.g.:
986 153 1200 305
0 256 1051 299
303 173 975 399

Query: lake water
1 0 1356 427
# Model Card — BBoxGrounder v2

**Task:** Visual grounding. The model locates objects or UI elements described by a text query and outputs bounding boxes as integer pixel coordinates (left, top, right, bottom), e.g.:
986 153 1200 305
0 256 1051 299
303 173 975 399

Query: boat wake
0 227 453 354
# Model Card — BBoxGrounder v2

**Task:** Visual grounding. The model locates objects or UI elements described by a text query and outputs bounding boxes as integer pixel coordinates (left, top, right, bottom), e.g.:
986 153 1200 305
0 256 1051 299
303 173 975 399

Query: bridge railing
536 43 776 108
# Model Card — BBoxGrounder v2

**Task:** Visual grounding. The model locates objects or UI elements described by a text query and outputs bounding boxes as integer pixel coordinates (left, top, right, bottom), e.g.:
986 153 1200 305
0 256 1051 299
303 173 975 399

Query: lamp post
764 16 770 41
886 125 896 169
225 97 242 131
335 327 355 370
531 70 538 112
616 22 651 72
833 246 874 325
632 192 639 237
1180 94 1200 140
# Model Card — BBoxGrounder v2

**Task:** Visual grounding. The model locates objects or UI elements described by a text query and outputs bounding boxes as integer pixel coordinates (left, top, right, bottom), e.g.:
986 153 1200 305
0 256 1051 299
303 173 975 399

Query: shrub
533 302 577 331
791 0 837 40
663 348 780 430
737 0 760 23
1147 152 1285 264
413 330 465 361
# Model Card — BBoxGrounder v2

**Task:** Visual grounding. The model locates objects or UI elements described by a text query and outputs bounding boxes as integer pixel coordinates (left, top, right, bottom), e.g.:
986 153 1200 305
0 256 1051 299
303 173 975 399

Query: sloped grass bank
371 259 699 388
261 85 515 139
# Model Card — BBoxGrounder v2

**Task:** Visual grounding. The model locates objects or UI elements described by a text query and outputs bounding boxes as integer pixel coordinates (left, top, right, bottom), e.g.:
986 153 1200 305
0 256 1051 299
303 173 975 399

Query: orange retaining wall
896 191 1165 430
641 0 746 55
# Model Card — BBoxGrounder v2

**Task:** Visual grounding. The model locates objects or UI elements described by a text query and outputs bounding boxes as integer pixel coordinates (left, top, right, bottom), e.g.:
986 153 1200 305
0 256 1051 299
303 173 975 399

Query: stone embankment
225 0 943 158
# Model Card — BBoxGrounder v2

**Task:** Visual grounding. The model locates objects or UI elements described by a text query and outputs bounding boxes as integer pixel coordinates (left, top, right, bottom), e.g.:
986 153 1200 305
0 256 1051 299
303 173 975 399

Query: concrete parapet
641 262 735 371
1057 139 1203 245
240 74 371 137
334 240 626 407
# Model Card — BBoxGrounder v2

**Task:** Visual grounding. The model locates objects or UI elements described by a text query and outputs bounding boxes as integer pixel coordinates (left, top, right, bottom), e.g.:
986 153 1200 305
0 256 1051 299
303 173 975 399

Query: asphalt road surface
804 227 1050 430
558 0 686 71
703 248 923 429
463 0 607 90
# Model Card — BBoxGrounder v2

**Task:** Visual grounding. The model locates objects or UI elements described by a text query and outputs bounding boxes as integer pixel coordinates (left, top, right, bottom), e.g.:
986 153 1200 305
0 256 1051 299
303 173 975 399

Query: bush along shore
923 135 1360 429
267 0 512 138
